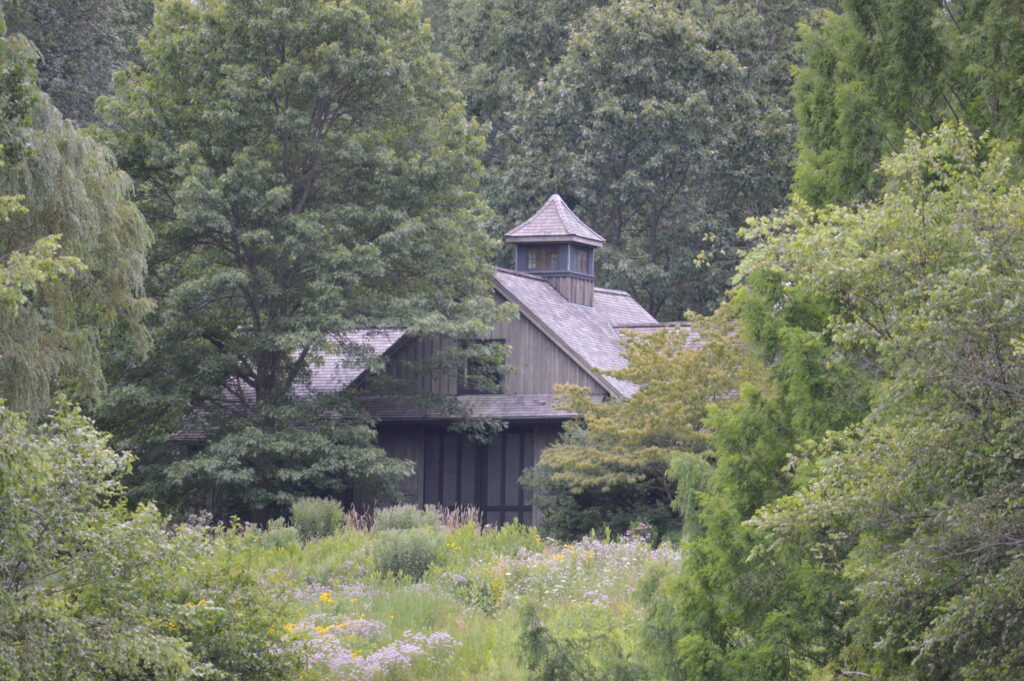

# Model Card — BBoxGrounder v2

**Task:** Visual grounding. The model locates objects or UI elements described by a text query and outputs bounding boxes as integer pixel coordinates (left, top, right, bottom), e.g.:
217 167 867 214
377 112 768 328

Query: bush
291 497 344 541
374 527 443 580
263 518 300 549
373 504 440 532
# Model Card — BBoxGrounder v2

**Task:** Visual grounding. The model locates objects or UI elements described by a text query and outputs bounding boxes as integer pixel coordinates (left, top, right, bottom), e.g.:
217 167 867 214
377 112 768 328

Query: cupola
504 194 605 306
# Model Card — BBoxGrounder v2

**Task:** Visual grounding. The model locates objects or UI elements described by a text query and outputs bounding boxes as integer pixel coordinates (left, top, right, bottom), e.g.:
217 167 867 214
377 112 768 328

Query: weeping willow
0 48 151 413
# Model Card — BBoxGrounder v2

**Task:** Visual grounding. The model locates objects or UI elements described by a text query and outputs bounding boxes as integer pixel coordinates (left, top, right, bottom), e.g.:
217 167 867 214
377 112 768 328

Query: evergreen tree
640 269 868 680
793 0 1024 205
99 0 501 519
748 126 1024 680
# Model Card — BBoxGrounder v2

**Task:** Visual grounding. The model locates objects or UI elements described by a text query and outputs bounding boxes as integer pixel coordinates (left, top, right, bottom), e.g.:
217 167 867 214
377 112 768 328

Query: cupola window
526 247 559 271
571 246 592 274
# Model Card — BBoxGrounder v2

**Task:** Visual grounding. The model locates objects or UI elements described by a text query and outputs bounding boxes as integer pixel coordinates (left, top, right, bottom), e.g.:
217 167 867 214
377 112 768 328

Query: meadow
233 504 678 681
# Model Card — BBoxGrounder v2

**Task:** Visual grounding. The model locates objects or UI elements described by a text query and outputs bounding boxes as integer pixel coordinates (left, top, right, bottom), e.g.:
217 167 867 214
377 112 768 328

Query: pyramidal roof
504 194 606 247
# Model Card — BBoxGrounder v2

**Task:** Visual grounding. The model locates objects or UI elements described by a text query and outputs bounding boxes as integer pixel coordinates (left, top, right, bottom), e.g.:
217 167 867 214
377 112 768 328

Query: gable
380 302 608 398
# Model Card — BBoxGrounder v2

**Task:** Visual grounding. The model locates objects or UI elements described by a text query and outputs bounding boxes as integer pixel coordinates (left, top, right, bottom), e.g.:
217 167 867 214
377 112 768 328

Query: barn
338 195 671 524
173 195 675 523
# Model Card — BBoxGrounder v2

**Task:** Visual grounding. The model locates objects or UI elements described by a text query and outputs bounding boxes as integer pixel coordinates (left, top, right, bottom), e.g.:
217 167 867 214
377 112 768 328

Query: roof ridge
594 286 632 296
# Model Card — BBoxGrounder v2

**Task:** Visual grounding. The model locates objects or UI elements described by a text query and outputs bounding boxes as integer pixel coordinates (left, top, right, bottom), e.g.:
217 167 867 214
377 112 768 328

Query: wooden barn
175 195 673 524
334 195 667 524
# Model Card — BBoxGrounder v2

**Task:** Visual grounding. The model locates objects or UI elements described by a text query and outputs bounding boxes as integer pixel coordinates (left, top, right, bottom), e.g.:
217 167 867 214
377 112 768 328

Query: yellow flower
284 622 295 632
349 597 358 603
319 591 334 604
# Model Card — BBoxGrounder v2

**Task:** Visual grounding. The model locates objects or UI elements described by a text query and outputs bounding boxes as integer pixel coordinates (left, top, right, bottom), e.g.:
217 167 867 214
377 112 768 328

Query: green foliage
793 0 1024 205
291 496 345 542
638 269 868 679
491 0 812 317
530 303 757 540
99 0 503 519
440 0 603 157
373 503 442 532
5 0 153 122
0 22 151 415
263 523 301 550
374 527 444 580
0 401 301 681
747 125 1024 680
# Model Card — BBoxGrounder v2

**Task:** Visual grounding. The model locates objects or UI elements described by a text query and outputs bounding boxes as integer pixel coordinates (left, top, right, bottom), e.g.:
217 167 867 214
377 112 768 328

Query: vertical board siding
547 275 594 306
379 426 559 525
384 314 605 395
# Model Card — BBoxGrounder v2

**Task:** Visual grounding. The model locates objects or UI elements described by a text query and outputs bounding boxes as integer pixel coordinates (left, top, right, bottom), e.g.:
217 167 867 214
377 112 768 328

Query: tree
5 0 153 123
0 18 151 415
793 0 1024 206
637 267 868 681
0 18 80 314
438 0 604 158
529 303 756 539
0 401 301 681
747 125 1024 680
99 0 502 519
490 0 800 318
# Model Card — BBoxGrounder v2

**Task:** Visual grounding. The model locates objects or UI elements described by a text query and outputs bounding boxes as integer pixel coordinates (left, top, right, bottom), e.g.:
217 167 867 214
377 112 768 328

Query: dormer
505 194 605 306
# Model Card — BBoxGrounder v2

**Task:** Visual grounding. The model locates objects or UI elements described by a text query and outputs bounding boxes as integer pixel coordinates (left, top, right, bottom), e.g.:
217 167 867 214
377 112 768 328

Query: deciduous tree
99 0 502 519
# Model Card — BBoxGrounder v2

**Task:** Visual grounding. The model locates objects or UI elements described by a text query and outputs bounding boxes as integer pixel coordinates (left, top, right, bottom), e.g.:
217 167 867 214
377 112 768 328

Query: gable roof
493 269 656 398
504 194 606 247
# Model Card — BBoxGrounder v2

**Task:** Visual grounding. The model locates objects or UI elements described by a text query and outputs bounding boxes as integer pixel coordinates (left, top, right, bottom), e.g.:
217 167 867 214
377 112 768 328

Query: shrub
291 497 344 541
374 527 443 580
373 504 440 532
263 518 300 549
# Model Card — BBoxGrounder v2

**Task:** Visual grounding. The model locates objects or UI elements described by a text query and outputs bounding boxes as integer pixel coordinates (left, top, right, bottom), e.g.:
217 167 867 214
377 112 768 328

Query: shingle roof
295 329 407 397
504 194 606 247
615 322 704 351
494 269 656 398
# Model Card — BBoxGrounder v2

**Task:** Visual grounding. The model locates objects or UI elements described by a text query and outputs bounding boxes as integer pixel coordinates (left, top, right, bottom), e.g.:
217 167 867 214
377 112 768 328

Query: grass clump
373 503 441 532
291 496 344 541
374 527 443 579
263 517 300 549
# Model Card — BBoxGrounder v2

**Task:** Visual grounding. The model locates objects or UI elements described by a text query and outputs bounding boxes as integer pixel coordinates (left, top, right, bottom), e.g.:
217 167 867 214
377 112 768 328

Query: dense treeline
3 1 1024 680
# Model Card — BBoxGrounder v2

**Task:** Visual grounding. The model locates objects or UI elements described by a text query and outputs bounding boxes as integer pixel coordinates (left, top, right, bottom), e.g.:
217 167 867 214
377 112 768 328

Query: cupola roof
504 194 605 248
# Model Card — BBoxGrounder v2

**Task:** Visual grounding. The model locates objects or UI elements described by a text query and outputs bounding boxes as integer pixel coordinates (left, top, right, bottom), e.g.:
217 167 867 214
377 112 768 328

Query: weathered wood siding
384 293 604 396
546 275 594 306
377 423 561 524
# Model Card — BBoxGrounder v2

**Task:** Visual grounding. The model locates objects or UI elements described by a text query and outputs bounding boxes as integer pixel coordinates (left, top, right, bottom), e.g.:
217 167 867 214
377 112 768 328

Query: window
526 247 559 270
458 339 506 395
571 247 591 274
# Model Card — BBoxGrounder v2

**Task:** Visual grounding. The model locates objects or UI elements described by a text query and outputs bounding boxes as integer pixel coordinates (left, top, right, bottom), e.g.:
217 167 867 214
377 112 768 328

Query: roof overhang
506 234 605 248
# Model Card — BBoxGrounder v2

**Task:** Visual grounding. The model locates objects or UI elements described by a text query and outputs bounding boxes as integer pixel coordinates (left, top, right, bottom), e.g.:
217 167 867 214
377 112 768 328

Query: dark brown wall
378 423 562 525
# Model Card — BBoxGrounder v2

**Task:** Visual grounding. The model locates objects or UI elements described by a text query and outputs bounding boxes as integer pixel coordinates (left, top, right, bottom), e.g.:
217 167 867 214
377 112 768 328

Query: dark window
458 339 506 395
571 247 591 274
527 247 559 270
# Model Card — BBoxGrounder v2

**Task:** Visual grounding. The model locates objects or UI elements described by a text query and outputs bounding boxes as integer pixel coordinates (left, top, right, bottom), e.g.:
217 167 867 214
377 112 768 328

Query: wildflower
284 622 295 632
319 591 334 604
